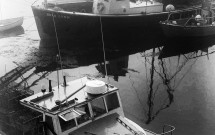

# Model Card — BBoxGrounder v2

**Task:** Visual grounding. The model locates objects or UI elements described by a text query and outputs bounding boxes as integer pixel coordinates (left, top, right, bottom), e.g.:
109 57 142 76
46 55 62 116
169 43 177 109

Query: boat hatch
57 91 123 132
59 109 86 121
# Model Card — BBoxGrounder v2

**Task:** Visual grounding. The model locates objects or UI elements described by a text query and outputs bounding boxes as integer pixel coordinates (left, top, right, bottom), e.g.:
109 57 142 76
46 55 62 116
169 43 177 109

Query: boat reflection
35 37 163 73
125 41 215 125
95 56 129 81
1 33 215 134
159 36 215 59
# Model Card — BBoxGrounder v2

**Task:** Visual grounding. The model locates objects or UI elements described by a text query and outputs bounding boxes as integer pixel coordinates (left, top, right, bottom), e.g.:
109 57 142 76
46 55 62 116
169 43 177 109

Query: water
1 0 215 135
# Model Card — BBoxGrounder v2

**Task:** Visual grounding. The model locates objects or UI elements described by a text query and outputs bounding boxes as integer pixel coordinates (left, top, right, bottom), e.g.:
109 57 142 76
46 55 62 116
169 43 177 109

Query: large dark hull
32 3 200 48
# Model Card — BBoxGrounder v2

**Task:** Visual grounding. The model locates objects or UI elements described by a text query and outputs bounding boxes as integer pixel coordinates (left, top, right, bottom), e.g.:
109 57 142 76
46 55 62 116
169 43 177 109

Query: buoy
166 4 175 12
85 80 107 94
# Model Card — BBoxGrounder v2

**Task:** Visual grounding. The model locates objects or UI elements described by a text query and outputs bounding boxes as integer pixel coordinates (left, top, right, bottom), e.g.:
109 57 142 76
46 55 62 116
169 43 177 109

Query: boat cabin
93 0 164 14
20 77 125 135
43 0 163 14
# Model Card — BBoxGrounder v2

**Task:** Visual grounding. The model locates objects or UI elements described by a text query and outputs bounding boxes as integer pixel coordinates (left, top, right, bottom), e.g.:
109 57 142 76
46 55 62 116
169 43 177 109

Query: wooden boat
0 17 23 32
160 0 215 37
31 0 201 44
20 76 175 135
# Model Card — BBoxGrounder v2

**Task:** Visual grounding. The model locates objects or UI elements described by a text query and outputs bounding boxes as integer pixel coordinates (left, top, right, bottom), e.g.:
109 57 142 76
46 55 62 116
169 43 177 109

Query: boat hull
32 5 200 47
160 23 215 37
0 17 23 32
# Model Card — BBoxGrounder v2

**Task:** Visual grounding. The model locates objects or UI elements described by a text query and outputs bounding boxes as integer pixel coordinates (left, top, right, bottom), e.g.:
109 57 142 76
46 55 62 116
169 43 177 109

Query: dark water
1 1 215 135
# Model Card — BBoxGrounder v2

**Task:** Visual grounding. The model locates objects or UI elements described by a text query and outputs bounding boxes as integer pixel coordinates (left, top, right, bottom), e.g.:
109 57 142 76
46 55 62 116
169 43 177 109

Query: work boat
20 76 175 135
32 0 200 44
160 0 215 37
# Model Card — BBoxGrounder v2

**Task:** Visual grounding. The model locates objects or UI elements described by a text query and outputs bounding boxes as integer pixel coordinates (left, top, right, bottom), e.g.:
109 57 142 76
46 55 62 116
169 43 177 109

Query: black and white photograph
0 0 215 135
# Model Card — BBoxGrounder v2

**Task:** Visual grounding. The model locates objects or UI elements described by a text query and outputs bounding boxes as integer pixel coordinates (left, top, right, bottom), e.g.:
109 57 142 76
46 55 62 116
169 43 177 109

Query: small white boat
0 17 23 32
20 76 175 135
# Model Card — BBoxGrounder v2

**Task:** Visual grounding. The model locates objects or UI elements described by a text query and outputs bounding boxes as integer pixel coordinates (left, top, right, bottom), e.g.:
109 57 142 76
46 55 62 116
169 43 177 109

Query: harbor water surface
1 0 215 135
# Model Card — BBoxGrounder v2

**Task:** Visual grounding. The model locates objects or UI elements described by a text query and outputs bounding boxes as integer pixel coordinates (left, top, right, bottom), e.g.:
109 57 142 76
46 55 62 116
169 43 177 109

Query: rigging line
31 0 40 6
99 15 110 83
52 13 64 77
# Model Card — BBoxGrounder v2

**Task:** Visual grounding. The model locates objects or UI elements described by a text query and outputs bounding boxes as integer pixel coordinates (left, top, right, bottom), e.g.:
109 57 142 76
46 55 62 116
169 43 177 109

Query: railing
166 8 200 21
166 12 183 22
184 16 215 26
143 124 175 135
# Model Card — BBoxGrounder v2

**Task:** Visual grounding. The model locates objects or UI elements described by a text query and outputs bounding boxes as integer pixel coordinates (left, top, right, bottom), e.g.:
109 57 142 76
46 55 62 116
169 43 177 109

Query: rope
52 13 64 79
99 16 110 83
31 0 40 6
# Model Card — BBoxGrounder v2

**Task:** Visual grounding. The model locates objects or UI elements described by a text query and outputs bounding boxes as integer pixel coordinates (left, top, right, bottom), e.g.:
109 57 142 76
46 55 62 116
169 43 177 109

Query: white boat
20 76 175 135
0 17 23 32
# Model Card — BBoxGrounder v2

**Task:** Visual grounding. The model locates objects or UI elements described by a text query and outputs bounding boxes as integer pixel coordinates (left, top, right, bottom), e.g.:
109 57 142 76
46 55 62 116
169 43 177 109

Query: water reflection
35 38 157 72
159 36 215 58
28 37 215 128
140 49 197 124
95 57 129 81
1 33 215 134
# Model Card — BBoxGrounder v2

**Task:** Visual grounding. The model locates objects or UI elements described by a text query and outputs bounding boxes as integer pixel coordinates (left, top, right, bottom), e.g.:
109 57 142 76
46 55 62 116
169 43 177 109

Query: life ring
97 2 105 13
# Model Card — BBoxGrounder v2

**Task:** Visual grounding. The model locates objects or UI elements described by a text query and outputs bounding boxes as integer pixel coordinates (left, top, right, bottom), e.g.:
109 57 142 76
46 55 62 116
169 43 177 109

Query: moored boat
160 0 215 37
31 0 201 45
0 17 23 32
20 76 175 135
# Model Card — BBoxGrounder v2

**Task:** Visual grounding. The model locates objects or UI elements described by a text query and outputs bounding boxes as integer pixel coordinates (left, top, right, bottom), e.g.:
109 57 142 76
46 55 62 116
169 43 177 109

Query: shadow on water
0 26 24 39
